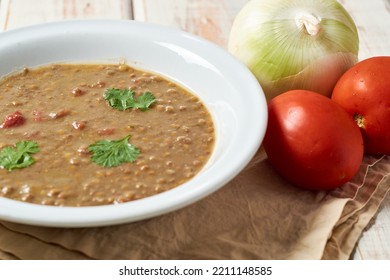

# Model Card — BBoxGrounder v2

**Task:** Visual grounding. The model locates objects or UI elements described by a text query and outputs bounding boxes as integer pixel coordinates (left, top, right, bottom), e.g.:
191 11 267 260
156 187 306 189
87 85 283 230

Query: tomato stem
353 114 364 128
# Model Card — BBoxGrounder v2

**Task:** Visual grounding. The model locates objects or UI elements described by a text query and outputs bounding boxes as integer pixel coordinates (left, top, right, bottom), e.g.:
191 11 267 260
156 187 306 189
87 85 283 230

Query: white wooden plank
133 0 390 260
133 0 248 48
352 193 390 259
0 0 132 31
339 0 390 59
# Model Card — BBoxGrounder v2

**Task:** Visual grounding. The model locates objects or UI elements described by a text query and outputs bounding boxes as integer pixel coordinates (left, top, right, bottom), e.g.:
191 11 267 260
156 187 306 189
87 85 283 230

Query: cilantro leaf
133 91 156 111
0 141 39 171
103 88 156 111
88 135 140 167
104 88 135 111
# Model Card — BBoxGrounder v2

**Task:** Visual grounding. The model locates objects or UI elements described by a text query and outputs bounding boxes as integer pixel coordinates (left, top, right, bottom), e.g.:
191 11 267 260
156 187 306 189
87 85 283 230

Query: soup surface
0 63 214 206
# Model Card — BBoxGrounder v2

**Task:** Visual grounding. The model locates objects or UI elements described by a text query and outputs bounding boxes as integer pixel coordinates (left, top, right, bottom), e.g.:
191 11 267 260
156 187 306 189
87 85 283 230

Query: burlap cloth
0 149 389 260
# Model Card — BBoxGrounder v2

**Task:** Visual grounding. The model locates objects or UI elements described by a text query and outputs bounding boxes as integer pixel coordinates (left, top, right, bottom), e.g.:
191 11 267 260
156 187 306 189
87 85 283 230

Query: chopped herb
88 135 140 167
133 91 157 111
0 141 39 171
103 88 156 111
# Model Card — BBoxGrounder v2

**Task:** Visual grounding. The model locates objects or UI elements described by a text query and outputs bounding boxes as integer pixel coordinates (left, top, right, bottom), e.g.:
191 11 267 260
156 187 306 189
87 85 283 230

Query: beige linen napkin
0 150 389 260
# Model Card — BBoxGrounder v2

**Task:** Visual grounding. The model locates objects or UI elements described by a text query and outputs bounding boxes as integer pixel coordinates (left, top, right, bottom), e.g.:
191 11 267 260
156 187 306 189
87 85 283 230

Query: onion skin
228 0 359 101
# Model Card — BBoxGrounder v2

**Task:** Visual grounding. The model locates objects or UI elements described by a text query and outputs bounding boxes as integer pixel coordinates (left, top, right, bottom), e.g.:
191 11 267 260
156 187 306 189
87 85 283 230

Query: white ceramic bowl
0 20 267 227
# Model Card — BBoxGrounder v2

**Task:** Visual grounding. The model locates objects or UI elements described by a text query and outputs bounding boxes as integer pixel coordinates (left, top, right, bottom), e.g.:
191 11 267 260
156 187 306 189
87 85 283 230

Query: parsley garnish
103 88 156 111
0 141 39 171
88 135 140 167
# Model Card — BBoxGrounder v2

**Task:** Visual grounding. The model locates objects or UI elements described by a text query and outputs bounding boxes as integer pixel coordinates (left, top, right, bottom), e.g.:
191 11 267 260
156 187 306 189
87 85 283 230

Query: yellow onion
228 0 359 101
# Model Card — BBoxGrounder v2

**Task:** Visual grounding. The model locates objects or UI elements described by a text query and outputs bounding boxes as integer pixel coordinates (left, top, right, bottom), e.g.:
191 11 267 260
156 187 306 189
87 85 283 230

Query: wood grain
339 0 390 59
132 0 248 47
353 191 390 259
0 0 132 31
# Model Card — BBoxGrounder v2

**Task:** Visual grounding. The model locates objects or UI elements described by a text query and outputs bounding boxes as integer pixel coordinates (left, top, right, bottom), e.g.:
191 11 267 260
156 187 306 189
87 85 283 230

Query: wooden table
0 0 389 260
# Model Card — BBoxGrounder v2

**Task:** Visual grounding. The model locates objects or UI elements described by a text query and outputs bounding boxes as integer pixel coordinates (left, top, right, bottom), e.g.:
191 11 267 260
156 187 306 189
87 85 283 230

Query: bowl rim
0 19 267 227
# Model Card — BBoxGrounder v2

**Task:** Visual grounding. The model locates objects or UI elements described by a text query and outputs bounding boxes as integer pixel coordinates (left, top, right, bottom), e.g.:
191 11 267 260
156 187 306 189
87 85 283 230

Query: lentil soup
0 63 215 206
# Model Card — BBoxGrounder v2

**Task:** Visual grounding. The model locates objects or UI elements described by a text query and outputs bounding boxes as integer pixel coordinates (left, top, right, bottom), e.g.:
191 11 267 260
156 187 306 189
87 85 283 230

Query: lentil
0 63 215 206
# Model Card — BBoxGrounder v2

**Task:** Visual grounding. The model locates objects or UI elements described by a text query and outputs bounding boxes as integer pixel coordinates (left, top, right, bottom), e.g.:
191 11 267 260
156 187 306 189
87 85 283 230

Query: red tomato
263 90 363 191
0 111 25 128
332 56 390 155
